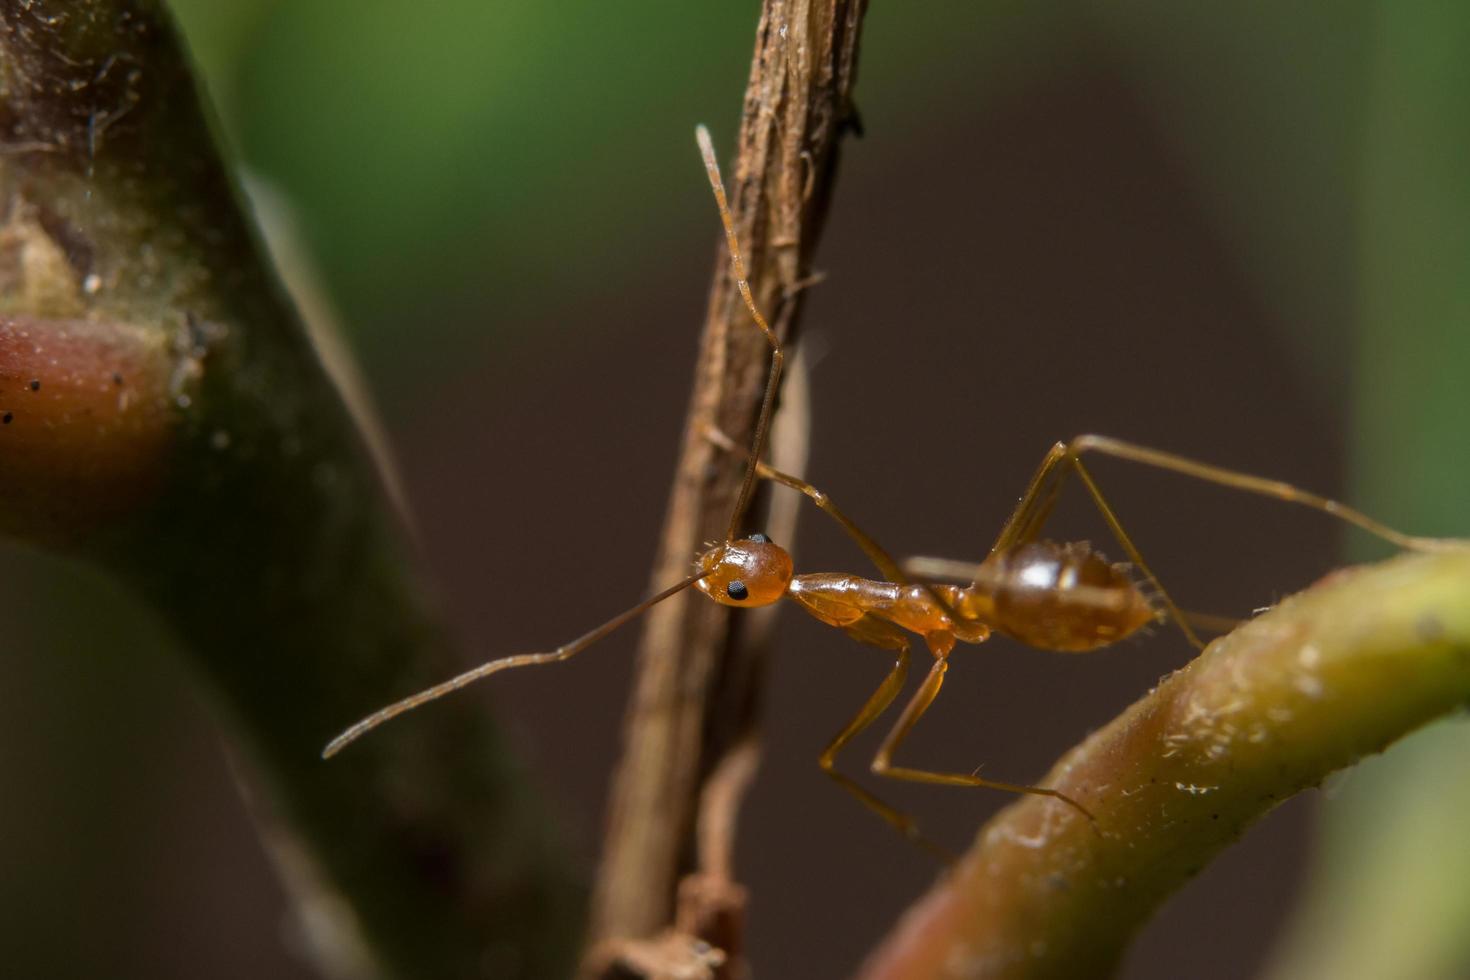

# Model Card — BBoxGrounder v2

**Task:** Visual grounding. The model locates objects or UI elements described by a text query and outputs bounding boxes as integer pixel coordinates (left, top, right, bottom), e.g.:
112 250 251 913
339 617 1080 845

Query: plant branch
585 0 870 968
857 550 1470 980
0 3 577 977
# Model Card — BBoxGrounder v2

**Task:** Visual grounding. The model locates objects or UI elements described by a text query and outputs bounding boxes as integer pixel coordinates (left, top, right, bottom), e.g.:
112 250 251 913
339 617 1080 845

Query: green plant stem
0 3 577 977
858 550 1470 980
1262 6 1470 979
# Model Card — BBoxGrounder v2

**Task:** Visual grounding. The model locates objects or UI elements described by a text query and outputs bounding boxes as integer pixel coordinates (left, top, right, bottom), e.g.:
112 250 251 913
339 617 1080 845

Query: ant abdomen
977 541 1156 652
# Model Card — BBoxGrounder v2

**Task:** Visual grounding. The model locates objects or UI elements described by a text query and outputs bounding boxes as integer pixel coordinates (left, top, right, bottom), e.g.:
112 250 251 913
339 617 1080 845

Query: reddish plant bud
0 315 174 545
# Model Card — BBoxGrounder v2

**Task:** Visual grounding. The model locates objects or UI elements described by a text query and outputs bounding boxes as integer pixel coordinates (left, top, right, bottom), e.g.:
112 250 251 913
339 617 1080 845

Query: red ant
324 125 1456 844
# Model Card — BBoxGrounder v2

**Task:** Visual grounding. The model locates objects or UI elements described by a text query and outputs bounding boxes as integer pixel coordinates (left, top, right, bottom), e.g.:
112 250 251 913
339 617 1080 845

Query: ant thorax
695 534 794 607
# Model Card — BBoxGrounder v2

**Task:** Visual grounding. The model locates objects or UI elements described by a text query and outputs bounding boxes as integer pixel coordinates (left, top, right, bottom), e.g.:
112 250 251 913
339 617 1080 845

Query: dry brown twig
583 1 870 976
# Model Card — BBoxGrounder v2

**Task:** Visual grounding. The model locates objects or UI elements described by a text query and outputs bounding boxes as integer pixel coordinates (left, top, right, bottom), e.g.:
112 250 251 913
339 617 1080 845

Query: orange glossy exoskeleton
324 125 1458 846
696 533 794 608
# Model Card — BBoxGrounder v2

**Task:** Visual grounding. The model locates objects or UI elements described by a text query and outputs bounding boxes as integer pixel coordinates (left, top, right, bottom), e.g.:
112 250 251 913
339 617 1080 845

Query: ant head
695 533 793 607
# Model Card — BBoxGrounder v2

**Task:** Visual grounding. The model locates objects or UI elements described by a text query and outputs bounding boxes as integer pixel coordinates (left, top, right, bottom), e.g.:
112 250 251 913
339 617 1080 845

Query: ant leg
898 555 998 583
989 442 1072 556
705 425 907 583
1179 609 1246 635
871 657 1094 822
1054 454 1205 648
1066 434 1465 553
986 442 1205 649
816 619 954 860
985 433 1466 651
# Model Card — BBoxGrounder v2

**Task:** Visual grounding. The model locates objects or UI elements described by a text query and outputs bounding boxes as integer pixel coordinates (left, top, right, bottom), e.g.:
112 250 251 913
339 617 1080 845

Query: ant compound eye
694 538 791 607
746 532 771 545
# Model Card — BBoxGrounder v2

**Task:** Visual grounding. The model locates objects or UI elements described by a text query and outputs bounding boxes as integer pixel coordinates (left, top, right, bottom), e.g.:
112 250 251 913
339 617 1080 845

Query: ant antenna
325 128 786 758
322 571 706 758
695 124 785 542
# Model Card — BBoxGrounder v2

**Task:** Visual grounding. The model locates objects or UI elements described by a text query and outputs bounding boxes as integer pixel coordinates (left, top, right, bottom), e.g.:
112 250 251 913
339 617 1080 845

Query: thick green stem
0 3 577 977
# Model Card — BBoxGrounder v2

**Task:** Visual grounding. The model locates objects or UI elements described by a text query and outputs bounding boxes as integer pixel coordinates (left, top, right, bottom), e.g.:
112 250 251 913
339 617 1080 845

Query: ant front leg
704 425 908 583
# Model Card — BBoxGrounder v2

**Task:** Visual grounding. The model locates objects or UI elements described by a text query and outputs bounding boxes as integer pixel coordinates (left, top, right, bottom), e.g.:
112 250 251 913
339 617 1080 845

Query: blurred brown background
3 3 1467 979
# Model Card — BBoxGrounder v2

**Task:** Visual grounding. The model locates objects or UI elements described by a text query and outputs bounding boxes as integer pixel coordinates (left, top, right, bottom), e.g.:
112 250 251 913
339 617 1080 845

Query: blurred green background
1 2 1467 978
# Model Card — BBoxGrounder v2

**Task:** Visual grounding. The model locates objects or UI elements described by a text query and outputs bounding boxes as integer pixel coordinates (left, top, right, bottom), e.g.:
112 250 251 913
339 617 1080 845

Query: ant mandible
323 125 1456 845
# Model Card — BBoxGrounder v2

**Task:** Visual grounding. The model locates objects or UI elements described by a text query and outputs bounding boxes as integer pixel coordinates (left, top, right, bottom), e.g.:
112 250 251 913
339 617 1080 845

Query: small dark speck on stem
1416 613 1445 643
28 379 40 391
2 412 13 424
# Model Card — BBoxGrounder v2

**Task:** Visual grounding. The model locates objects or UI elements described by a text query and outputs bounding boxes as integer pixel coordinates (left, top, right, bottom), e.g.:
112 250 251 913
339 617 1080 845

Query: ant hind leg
988 441 1205 649
1066 435 1466 553
985 433 1467 653
870 657 1096 824
816 619 955 861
